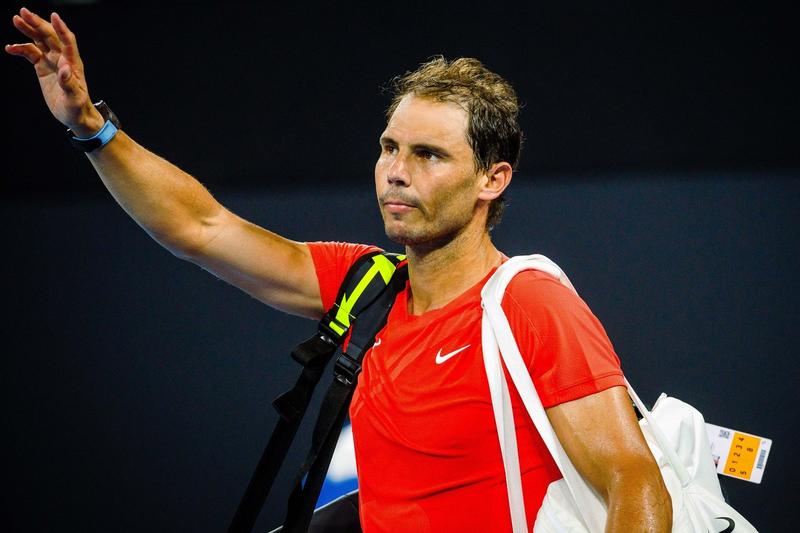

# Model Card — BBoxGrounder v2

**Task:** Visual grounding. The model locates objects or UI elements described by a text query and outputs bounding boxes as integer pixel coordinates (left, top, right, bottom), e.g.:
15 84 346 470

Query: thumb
57 63 79 93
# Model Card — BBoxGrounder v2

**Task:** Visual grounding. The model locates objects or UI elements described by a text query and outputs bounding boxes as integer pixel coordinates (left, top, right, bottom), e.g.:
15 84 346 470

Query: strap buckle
333 352 362 387
318 304 352 344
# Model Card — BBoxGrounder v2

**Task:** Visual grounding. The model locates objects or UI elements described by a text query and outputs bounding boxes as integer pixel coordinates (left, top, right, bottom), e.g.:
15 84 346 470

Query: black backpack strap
281 261 407 532
227 334 337 533
227 251 407 533
319 251 408 344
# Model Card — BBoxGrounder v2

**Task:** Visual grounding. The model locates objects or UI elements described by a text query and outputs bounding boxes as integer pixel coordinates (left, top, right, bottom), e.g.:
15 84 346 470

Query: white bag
480 254 758 533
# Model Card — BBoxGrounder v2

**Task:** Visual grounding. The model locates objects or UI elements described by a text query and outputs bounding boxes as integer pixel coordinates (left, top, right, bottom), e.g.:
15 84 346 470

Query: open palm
6 8 98 132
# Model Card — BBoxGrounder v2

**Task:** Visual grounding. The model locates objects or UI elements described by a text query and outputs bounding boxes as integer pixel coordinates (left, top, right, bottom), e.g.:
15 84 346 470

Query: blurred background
3 1 797 531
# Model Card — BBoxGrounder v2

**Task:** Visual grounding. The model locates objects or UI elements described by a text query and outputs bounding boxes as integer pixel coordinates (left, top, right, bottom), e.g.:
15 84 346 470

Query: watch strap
67 100 121 152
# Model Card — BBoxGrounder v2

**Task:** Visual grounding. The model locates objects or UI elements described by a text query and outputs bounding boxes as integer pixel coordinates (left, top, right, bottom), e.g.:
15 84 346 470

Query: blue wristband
67 101 122 152
74 119 119 147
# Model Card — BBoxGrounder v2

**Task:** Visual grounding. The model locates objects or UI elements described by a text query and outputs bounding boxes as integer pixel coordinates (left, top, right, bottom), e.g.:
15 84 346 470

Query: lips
384 201 415 214
384 199 414 207
381 195 419 213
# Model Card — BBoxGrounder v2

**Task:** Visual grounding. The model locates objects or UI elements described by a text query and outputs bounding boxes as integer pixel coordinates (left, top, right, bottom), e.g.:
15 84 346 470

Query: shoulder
501 267 608 345
502 269 586 318
306 241 386 278
499 266 624 406
306 241 385 311
306 241 383 263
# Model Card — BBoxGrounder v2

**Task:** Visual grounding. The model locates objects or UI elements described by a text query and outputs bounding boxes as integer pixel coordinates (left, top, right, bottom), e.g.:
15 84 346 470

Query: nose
386 151 411 186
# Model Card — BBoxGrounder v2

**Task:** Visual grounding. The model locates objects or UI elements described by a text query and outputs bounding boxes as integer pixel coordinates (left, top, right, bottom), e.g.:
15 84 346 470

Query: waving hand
6 7 324 319
6 8 103 135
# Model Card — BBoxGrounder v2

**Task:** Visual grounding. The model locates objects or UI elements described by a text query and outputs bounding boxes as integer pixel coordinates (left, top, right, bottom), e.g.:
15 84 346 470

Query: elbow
144 227 201 261
152 206 228 262
606 462 673 532
645 471 673 532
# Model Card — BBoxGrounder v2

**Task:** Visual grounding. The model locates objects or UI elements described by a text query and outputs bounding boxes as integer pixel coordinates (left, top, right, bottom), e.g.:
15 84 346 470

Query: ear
477 161 513 202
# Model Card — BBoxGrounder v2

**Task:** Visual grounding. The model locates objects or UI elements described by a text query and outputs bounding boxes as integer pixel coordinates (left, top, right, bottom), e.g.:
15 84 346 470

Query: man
7 8 672 532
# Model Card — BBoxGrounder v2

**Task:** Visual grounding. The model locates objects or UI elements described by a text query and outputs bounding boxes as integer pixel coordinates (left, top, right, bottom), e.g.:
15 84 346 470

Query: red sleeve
502 270 625 408
306 241 383 312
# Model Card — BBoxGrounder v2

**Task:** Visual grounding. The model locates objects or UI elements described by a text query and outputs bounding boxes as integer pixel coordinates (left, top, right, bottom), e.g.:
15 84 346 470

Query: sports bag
230 251 407 533
480 254 758 532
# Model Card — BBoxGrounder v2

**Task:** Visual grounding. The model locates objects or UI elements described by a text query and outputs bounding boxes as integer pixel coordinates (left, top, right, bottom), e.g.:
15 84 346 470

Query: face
375 95 484 246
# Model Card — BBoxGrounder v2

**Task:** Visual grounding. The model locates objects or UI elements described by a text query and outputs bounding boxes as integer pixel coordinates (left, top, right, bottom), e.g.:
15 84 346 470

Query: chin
384 228 417 246
383 222 423 245
384 224 459 249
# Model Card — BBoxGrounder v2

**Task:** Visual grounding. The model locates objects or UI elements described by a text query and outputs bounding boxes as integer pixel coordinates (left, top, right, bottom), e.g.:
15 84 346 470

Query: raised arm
546 386 673 532
6 8 323 318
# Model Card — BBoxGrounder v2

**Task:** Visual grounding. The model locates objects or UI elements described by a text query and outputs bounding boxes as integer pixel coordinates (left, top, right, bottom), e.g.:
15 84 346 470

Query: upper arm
178 206 324 319
503 273 624 407
545 386 662 500
509 272 671 528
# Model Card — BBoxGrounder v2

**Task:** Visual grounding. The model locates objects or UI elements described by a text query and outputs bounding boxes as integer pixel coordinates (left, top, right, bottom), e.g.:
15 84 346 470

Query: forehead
382 95 470 149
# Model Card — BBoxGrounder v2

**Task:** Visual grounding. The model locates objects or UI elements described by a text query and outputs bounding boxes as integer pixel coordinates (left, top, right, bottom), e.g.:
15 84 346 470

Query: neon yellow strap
327 254 405 336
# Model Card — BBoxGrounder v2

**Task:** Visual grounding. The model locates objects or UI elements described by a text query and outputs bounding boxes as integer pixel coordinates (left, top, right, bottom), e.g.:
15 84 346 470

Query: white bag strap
481 255 607 533
482 313 528 532
624 378 691 486
482 256 758 533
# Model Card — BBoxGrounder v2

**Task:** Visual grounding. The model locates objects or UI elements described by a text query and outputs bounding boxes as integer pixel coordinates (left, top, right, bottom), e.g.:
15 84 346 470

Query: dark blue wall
4 173 797 532
3 2 797 531
2 3 797 199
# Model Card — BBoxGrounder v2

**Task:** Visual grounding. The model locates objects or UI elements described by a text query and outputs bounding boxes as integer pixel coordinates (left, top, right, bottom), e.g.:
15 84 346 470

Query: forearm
604 468 672 533
86 131 223 256
7 8 324 311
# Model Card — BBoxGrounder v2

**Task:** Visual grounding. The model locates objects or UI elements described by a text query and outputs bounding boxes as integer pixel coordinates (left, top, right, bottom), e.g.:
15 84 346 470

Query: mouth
381 196 418 214
384 203 415 214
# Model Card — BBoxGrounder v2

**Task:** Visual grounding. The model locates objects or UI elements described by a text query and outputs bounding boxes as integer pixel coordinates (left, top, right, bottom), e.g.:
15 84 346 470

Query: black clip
318 307 353 345
334 352 362 387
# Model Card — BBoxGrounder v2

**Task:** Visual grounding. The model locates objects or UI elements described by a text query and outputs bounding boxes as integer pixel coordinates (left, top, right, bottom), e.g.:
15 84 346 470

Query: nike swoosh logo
714 517 735 533
435 344 471 365
372 338 382 348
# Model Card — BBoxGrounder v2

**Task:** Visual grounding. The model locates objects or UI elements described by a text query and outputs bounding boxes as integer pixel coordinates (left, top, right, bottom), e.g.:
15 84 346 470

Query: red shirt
308 241 624 532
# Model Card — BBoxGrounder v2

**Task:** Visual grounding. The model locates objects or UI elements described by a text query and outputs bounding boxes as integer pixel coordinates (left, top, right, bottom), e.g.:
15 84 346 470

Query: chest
351 302 497 452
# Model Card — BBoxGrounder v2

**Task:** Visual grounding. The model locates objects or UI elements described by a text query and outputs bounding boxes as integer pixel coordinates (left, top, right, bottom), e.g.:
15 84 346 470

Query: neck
404 222 501 315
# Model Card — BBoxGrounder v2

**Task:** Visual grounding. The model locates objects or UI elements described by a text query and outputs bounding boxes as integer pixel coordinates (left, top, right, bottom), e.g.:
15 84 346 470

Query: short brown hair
386 56 522 229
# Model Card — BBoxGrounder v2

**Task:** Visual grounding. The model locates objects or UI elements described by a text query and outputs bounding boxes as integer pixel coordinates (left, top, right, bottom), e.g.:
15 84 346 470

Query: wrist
71 107 106 138
67 101 122 152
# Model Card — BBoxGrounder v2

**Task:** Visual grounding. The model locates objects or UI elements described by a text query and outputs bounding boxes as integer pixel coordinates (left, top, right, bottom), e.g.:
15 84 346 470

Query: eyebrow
379 136 452 158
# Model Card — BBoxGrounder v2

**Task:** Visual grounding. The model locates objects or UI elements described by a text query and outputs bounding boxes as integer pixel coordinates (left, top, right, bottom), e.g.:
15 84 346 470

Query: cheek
439 174 479 208
374 159 386 188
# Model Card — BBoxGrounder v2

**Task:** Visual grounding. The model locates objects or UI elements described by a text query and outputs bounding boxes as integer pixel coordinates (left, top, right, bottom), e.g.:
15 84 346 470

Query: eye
382 144 398 155
417 149 439 161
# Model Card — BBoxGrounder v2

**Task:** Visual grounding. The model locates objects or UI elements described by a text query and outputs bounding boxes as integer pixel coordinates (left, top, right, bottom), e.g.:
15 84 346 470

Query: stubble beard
382 204 473 251
380 173 479 249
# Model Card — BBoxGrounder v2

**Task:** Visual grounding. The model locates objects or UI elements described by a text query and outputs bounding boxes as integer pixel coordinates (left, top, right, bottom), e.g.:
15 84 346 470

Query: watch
66 100 121 152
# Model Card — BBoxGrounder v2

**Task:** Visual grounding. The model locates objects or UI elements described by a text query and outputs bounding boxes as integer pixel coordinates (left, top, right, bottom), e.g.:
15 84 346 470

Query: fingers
50 12 81 64
11 13 48 55
11 13 39 42
7 9 84 78
4 42 44 64
16 8 61 52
